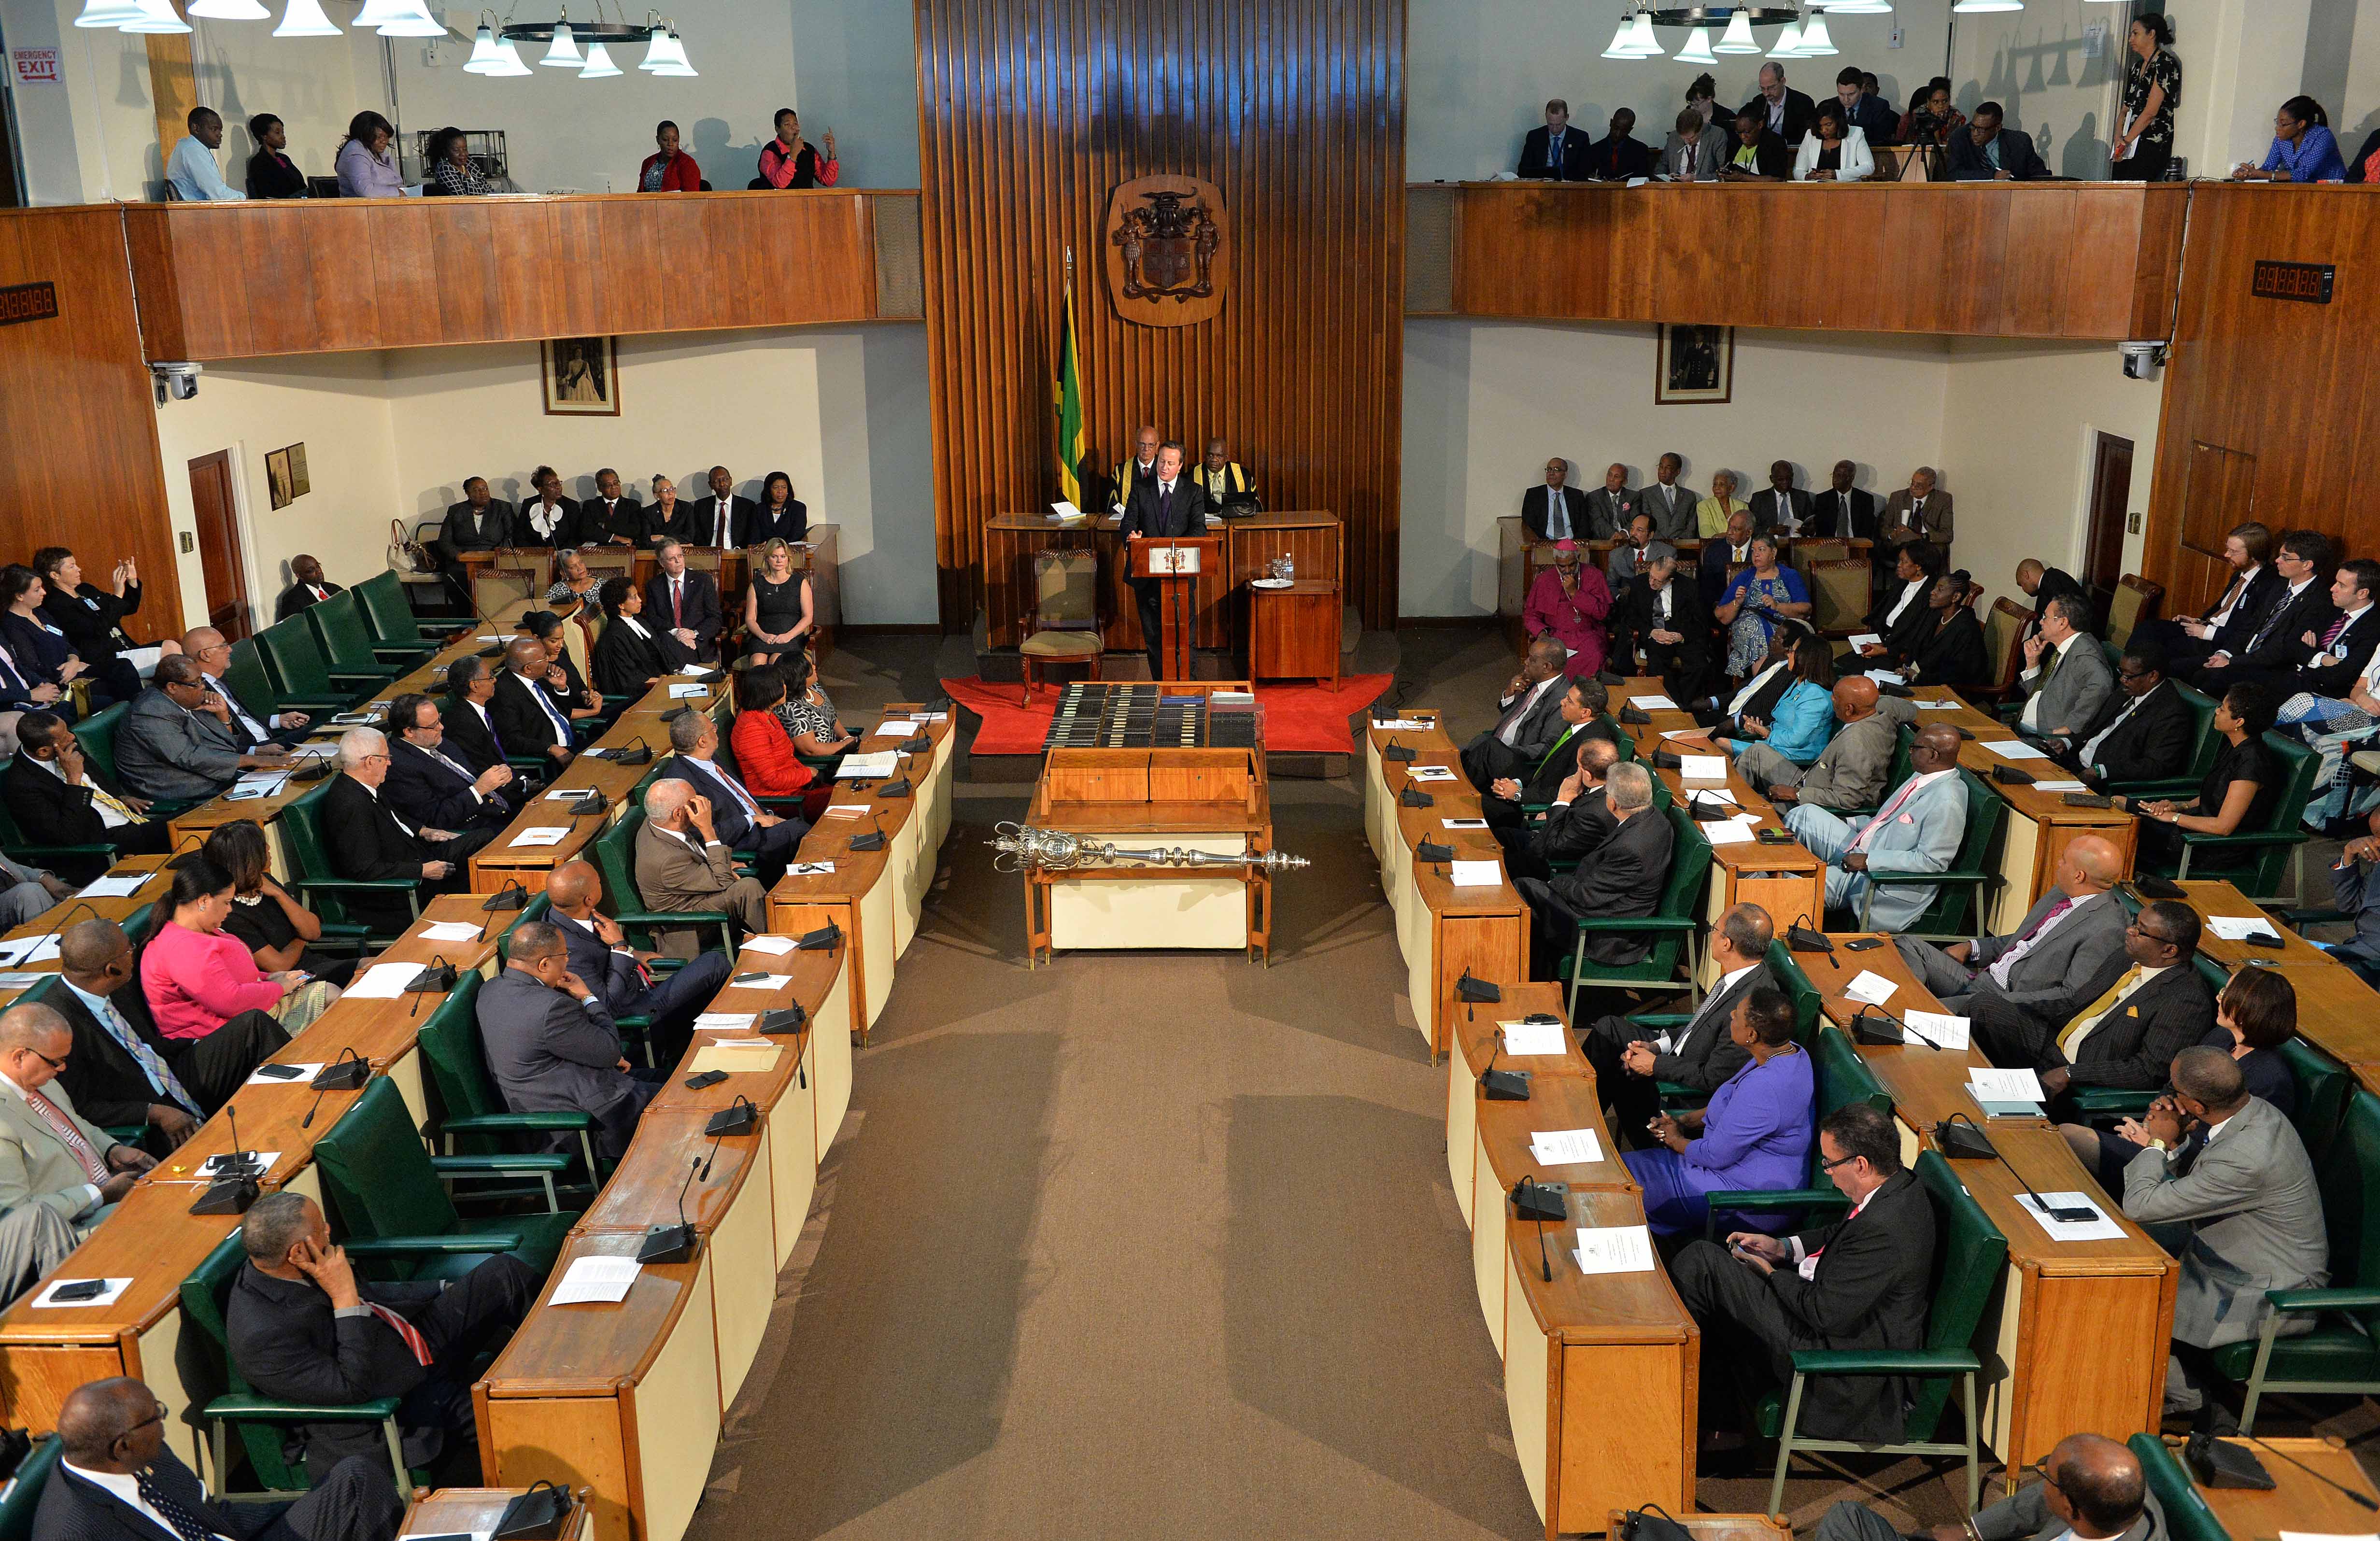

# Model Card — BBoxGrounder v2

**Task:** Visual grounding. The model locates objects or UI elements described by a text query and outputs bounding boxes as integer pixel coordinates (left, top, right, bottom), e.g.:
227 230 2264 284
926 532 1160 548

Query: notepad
837 752 901 778
2015 1192 2126 1242
667 683 708 699
1910 698 1961 710
1442 818 1489 831
872 720 918 735
1988 738 2051 761
287 742 339 760
1407 765 1459 782
1449 860 1502 887
1530 1128 1605 1167
1902 1011 1971 1051
1629 694 1677 709
2205 915 2287 942
693 1012 756 1032
1864 670 1906 687
739 934 797 955
1700 820 1755 846
550 1256 642 1304
1572 1225 1658 1275
509 826 569 847
1372 718 1432 731
1500 1019 1570 1057
822 804 872 818
419 921 484 942
76 875 147 899
1847 633 1883 650
1968 1066 2046 1103
345 961 425 1000
1844 970 1898 1006
2029 779 2088 793
1679 754 1728 780
1050 501 1085 522
32 1278 131 1308
688 1040 781 1074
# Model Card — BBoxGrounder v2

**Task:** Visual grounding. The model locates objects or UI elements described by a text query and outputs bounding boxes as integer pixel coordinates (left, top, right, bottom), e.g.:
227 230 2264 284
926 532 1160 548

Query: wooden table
1444 981 1593 1228
1248 578 1341 687
2168 878 2340 970
2177 1432 2380 1535
983 511 1229 653
0 854 178 1004
402 1486 595 1541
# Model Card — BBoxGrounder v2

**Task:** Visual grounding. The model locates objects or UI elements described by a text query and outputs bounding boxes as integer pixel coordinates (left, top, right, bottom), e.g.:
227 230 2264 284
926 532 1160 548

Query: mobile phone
730 972 769 985
684 1069 729 1089
1844 937 1884 951
254 1064 305 1080
49 1278 106 1302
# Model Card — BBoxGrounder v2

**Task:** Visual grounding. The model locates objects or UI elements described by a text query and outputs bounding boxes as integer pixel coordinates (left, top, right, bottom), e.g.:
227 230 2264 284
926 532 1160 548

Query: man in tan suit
0 1003 155 1297
633 778 767 956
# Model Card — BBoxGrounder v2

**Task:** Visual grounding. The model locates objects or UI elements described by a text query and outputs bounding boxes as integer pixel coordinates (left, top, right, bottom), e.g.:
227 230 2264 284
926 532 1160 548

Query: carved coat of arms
1103 175 1229 328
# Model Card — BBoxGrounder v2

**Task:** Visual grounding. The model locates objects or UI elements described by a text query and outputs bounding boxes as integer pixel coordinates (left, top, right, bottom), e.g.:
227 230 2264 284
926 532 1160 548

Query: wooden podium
1128 534 1219 679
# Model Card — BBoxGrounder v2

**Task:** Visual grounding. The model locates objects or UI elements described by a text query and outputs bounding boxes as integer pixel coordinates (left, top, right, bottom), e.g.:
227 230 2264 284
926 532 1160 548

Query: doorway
187 451 251 640
2083 431 2135 617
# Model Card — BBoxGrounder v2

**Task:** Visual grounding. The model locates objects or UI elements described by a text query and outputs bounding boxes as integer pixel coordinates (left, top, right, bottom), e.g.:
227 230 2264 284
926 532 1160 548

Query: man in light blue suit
1784 723 1968 929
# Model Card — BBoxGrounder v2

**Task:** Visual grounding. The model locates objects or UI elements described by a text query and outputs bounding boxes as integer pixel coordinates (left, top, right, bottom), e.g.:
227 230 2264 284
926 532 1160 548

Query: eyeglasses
2021 1458 2062 1493
26 1047 66 1072
1817 1151 1858 1172
2126 920 2172 945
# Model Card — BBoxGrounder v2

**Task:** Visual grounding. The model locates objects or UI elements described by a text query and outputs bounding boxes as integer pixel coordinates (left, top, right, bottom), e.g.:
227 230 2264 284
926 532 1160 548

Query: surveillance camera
2118 341 2167 382
151 361 203 404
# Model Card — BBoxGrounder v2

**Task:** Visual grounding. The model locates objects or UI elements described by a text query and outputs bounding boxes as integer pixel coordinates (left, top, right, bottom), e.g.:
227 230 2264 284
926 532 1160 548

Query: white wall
1407 1 1953 184
1946 0 2130 179
1399 321 1953 617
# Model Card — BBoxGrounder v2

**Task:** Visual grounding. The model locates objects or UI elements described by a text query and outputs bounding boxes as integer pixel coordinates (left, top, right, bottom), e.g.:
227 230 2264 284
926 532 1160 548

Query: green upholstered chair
1761 1150 2009 1516
68 704 200 820
223 636 348 719
2135 730 2318 904
254 618 379 705
354 571 444 653
2125 1434 2230 1541
0 769 120 878
2222 1087 2380 1431
414 967 600 1180
311 1078 577 1281
1854 766 2004 939
1557 806 1712 1021
1701 1024 1894 1237
307 590 429 674
280 781 421 941
179 1233 417 1500
1831 723 1915 824
0 1436 63 1541
591 805 735 957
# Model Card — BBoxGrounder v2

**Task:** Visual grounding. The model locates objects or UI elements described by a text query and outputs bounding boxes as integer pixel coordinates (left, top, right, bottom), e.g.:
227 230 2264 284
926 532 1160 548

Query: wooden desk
0 854 178 1004
1795 933 2012 1141
1444 981 1591 1227
2178 1433 2380 1535
983 511 1228 652
1248 578 1340 687
2169 878 2339 970
1472 1074 1633 1360
402 1487 595 1541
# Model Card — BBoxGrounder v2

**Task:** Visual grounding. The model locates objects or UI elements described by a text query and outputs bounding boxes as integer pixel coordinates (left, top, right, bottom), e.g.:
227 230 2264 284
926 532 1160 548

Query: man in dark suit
516 609 606 729
1948 101 2053 180
2014 558 2092 647
1482 676 1613 832
1699 509 1757 610
587 467 647 547
434 478 512 570
1672 1103 1935 1442
1808 461 1878 540
544 861 729 1064
1585 108 1652 180
2262 559 2380 703
383 693 519 833
2071 649 2196 785
1971 899 2217 1112
514 467 589 548
270 554 343 623
1461 637 1572 789
2201 529 2335 687
1495 735 1621 882
658 712 805 887
1117 441 1207 679
321 728 489 928
644 542 725 667
684 466 758 548
1579 464 1638 541
226 1191 535 1484
38 1375 402 1541
490 640 578 769
1742 63 1818 144
1515 761 1673 976
477 922 661 1160
1521 458 1592 543
1610 544 1715 702
437 656 507 775
1856 542 1946 666
1517 99 1592 181
1878 467 1955 566
1813 1434 2156 1541
2157 522 2279 672
1582 903 1772 1132
49 919 204 1145
1832 67 1898 145
114 658 287 804
4 713 167 855
1748 460 1812 536
1641 453 1698 540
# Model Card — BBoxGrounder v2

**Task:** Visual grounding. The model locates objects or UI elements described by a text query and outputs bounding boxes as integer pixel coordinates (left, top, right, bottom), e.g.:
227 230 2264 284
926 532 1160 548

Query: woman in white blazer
1794 103 1874 182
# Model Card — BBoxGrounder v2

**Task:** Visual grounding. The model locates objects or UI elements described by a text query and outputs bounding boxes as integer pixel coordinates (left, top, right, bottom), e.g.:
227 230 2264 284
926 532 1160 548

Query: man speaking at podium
1120 441 1207 679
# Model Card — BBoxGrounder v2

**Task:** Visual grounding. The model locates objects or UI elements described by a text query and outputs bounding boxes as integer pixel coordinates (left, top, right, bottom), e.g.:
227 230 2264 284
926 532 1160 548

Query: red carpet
940 675 1394 756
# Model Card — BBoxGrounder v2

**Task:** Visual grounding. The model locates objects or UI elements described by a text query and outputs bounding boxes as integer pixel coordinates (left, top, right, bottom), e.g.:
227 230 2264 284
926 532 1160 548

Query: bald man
180 626 309 746
1743 677 1892 812
1813 1431 2156 1541
1895 835 2130 1024
544 859 729 1054
1112 424 1163 509
1785 724 1969 930
42 1375 403 1541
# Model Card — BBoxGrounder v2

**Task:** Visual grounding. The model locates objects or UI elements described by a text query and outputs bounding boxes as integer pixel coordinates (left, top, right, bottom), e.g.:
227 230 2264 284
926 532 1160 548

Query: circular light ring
500 21 655 43
1643 6 1806 24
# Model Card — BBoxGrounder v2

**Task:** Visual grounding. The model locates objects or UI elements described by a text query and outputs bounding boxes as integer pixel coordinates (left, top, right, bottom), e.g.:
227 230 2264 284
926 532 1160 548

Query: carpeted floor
679 627 2379 1541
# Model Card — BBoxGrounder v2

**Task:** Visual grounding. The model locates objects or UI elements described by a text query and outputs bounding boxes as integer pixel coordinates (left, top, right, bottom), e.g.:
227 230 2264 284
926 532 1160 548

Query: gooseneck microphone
637 1156 706 1263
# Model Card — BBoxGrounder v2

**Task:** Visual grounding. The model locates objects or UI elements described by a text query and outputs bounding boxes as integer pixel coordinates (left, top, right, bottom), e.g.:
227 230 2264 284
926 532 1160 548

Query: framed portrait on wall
1656 324 1733 405
285 442 310 498
543 336 620 416
266 447 294 510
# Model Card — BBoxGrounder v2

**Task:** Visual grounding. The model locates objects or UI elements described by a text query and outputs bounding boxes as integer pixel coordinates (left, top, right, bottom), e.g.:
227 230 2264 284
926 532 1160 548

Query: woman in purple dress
1625 986 1814 1236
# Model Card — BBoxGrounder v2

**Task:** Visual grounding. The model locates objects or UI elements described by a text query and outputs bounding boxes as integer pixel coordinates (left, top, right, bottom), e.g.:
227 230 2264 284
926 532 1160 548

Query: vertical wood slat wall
913 0 1407 634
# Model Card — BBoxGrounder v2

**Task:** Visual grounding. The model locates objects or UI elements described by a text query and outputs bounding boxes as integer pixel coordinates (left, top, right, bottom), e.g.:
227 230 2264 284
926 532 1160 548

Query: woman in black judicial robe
590 575 672 698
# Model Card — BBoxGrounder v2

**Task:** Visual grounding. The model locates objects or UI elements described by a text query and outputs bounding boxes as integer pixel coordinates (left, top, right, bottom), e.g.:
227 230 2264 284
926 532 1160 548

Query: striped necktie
24 1088 106 1182
365 1302 433 1366
91 997 198 1116
2059 966 2144 1057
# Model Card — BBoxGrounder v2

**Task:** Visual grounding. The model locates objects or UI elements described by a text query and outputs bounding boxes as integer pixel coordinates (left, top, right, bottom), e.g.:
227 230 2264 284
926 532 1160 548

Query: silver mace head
986 822 1308 874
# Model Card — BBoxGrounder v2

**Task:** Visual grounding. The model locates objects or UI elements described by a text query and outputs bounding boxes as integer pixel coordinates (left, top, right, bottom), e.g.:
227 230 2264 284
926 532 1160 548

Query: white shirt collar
0 1070 29 1102
1717 962 1757 991
2050 630 2081 657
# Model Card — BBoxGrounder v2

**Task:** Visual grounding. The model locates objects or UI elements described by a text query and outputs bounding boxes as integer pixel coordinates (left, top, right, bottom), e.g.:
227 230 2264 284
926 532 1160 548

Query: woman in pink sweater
142 860 339 1048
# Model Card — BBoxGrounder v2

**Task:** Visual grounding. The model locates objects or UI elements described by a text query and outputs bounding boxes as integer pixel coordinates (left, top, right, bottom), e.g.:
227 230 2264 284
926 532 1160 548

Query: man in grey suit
1896 835 2128 1026
2018 593 2116 756
113 656 288 803
476 922 660 1161
0 1004 156 1244
1742 677 1891 807
1639 452 1699 541
1785 724 1968 929
1580 463 1639 541
1461 637 1572 789
1659 110 1729 181
1607 512 1659 585
1814 1432 2163 1541
633 778 768 954
2120 1047 2327 1418
1879 467 1955 558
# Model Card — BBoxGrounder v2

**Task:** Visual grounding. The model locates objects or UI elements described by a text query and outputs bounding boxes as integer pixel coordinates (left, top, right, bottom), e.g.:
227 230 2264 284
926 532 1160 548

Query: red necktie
366 1302 434 1366
673 580 683 628
25 1089 105 1182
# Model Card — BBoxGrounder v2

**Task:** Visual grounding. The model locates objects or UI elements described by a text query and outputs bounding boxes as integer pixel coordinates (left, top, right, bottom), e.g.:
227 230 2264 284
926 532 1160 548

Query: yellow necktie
91 784 142 825
2058 966 2140 1057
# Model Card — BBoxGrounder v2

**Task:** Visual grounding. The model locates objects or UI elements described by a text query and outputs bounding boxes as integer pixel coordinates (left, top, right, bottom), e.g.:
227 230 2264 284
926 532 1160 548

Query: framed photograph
265 447 294 510
286 442 310 497
543 336 620 416
1656 324 1733 405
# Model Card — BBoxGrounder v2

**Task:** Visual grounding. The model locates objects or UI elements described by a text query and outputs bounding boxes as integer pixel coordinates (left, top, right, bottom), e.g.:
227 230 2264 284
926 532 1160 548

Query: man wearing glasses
114 655 290 805
180 627 312 747
1811 1432 2157 1541
1669 1103 1935 1445
0 1003 155 1296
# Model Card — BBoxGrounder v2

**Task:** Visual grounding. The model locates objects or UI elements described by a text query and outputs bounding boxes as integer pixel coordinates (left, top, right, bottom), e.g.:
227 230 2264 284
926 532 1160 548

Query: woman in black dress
0 565 105 712
202 820 359 987
33 546 149 704
2116 683 2279 870
747 472 808 546
742 538 813 664
1903 569 1988 690
591 575 671 698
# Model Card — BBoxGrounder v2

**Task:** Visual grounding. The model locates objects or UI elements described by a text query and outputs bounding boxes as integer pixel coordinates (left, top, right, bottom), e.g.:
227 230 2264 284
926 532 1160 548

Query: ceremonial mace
988 821 1310 874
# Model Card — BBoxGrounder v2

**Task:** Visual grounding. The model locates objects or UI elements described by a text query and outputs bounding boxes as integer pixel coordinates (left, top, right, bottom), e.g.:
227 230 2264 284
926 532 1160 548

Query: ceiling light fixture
271 0 340 34
187 0 271 19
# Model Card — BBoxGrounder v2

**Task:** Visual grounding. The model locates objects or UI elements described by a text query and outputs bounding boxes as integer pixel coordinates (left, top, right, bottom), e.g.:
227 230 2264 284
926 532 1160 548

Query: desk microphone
1383 736 1415 764
405 953 457 1018
612 735 653 767
795 921 842 953
706 1093 759 1137
1456 970 1501 1028
1478 1028 1532 1102
1400 786 1433 809
480 878 530 940
189 1105 267 1213
850 815 886 853
220 1104 260 1174
1416 839 1454 878
9 900 100 973
301 1048 372 1128
1849 1005 1908 1046
636 1156 705 1264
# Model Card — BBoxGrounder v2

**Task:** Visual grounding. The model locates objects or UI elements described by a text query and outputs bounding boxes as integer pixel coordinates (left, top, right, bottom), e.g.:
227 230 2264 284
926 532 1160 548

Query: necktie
1909 499 1925 535
366 1301 434 1366
85 776 142 827
2243 592 2296 653
1987 898 2074 988
94 999 198 1115
2038 639 2062 693
2211 573 2245 623
672 580 683 628
2323 611 2352 650
134 1468 219 1541
481 704 507 759
1533 724 1581 777
25 1089 105 1182
1850 774 1928 853
705 761 759 820
2060 966 2143 1056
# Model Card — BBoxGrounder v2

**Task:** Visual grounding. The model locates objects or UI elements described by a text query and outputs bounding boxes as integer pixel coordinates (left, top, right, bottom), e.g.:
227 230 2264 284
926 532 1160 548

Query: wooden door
2083 432 2135 616
186 451 250 639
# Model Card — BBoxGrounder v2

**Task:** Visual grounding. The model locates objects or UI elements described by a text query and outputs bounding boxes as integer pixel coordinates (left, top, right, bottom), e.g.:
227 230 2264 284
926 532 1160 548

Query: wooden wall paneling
2127 184 2190 342
1999 190 2076 338
914 0 1406 633
547 202 607 339
0 208 184 638
367 205 443 350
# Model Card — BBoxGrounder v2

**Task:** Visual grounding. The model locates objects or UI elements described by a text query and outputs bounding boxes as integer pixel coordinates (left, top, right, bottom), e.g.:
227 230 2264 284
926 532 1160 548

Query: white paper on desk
1572 1225 1658 1275
419 921 483 942
474 634 505 643
1500 1018 1570 1057
2015 1191 2128 1243
1864 670 1907 687
287 742 339 761
1902 1011 1971 1051
508 826 569 848
872 720 918 735
2280 1532 2380 1541
1660 729 1712 741
1847 633 1884 650
540 787 594 801
1679 754 1728 780
1373 718 1431 731
822 804 871 818
77 875 147 899
1050 500 1083 521
739 934 797 956
1449 860 1503 887
345 961 423 1000
198 1151 281 1177
122 645 163 680
667 683 708 699
726 973 793 990
31 1278 130 1308
2206 915 2288 942
1968 1066 2046 1103
0 974 44 990
1442 818 1489 831
1844 970 1899 1006
1407 765 1459 782
693 1012 756 1032
550 1256 642 1304
1700 820 1756 846
785 861 836 877
837 752 900 778
2030 780 2088 793
227 774 288 800
1911 698 1962 710
1988 739 2051 761
1530 1128 1605 1167
0 937 60 967
1630 694 1677 709
247 1064 321 1089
